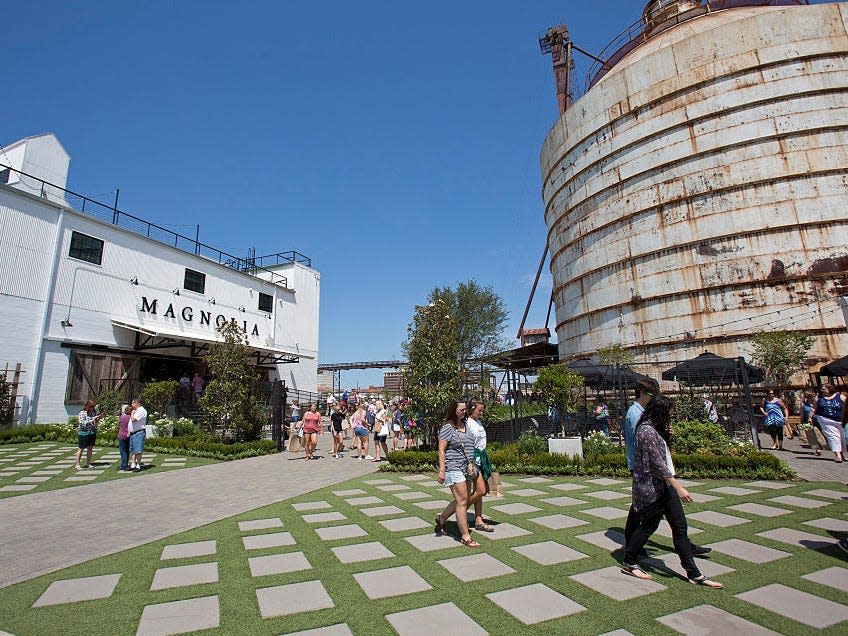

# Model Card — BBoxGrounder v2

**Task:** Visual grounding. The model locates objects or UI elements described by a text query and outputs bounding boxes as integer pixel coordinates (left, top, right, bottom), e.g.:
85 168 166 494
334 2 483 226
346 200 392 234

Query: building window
258 292 273 313
68 231 104 265
184 268 206 294
0 168 10 184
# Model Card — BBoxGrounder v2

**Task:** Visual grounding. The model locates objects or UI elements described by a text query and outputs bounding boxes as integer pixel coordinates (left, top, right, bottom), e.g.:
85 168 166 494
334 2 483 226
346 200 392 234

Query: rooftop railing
0 163 312 288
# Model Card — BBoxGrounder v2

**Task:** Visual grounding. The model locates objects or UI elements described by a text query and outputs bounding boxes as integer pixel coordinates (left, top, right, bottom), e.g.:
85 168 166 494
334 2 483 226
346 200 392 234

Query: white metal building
0 133 319 424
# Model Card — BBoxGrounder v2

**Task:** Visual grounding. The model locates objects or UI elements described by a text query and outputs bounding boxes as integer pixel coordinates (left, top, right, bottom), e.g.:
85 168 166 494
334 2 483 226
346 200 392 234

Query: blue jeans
118 437 130 470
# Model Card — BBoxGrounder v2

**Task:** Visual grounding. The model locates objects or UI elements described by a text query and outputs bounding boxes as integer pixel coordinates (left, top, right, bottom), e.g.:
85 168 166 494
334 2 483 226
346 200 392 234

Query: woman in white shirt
466 399 494 532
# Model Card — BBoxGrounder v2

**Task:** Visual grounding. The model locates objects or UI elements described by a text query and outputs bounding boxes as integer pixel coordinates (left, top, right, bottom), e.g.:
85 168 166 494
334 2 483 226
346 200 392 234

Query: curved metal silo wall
541 3 848 369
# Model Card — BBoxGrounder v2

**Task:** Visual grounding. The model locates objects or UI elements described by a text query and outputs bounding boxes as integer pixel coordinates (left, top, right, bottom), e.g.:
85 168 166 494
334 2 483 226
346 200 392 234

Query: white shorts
444 470 466 487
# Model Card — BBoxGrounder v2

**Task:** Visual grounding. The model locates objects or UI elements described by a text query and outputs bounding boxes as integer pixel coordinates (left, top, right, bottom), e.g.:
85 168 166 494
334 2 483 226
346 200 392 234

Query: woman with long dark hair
621 395 723 588
435 400 484 547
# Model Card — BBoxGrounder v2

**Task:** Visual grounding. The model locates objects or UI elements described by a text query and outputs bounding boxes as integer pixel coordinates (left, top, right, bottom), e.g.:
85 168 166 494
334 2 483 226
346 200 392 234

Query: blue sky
5 1 819 389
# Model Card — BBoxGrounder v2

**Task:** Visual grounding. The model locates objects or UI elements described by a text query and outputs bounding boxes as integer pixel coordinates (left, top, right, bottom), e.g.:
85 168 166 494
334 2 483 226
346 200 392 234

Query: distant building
383 371 406 396
0 133 319 423
317 369 334 394
519 328 551 347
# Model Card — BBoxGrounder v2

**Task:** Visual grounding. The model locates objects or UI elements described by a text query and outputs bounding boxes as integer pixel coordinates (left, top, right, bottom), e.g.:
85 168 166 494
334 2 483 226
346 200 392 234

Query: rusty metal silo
541 0 848 368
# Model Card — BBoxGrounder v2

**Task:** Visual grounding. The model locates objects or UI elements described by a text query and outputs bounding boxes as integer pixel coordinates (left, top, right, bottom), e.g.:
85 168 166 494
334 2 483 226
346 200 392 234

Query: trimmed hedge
0 425 277 461
383 448 794 480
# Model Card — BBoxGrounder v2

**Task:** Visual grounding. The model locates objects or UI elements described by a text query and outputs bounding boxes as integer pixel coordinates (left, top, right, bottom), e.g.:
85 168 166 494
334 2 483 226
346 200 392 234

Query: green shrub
140 380 180 415
99 415 119 435
95 389 123 417
515 430 548 457
486 402 546 422
145 437 277 460
671 419 753 456
582 430 623 458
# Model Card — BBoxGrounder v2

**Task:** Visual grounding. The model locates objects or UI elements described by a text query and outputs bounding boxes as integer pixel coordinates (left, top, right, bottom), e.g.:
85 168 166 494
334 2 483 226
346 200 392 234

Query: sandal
434 515 446 536
474 523 494 532
620 563 652 580
689 575 724 589
460 537 481 547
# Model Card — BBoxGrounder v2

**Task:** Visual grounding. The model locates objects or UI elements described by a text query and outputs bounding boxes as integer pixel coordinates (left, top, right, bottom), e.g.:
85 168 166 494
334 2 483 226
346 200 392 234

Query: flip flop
460 537 481 547
474 523 494 532
621 563 652 580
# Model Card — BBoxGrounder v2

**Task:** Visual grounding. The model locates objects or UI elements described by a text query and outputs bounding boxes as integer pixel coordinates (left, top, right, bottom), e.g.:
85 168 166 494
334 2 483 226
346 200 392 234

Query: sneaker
364 455 374 460
358 456 363 461
838 538 848 555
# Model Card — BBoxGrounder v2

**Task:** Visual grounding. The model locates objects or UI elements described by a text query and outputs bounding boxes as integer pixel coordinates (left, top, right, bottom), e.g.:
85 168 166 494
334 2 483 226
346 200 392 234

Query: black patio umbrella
566 357 655 391
818 354 848 378
661 351 764 386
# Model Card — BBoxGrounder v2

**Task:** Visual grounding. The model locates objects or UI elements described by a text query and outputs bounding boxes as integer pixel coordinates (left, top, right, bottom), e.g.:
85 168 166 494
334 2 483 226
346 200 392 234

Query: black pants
624 487 700 579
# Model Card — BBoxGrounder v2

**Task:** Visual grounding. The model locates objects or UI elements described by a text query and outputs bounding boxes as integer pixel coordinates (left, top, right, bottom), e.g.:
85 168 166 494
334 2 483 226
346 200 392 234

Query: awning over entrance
110 318 305 366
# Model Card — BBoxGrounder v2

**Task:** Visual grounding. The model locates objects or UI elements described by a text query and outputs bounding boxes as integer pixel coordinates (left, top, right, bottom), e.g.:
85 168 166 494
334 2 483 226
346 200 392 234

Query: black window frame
68 231 104 265
183 268 206 294
258 292 273 313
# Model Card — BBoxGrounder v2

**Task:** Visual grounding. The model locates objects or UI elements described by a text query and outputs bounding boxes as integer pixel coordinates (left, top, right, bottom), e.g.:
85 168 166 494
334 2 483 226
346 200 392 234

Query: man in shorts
129 397 148 471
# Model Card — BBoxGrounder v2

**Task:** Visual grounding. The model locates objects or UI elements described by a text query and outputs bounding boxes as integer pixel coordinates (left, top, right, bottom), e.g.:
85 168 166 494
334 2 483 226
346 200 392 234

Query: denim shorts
353 426 370 437
129 430 146 454
443 470 467 487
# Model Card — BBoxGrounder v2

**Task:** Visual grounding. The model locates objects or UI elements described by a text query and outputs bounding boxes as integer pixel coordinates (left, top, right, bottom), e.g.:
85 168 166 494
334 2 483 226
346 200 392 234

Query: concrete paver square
736 583 848 628
802 566 848 594
405 533 464 552
518 476 553 483
332 488 365 496
655 520 702 538
238 518 283 532
487 582 585 625
727 503 791 518
689 492 721 503
380 484 411 492
742 481 792 490
707 486 760 496
657 604 780 635
354 565 431 599
64 476 97 482
598 631 635 636
150 562 218 590
508 488 547 497
345 496 383 506
0 484 37 491
283 624 353 636
576 530 625 551
802 488 848 501
292 501 332 511
393 491 430 501
642 552 734 580
768 495 830 509
161 540 216 560
16 476 52 483
803 517 848 533
136 595 219 636
33 573 122 607
438 553 516 581
363 478 393 485
549 483 587 492
399 474 431 481
540 496 586 507
414 499 451 510
586 490 629 500
571 566 666 600
489 502 541 515
256 580 334 618
512 541 588 565
331 541 394 563
360 505 404 517
757 528 833 550
30 470 62 476
315 524 367 541
242 532 296 550
705 539 791 564
302 511 347 524
379 516 431 532
248 551 312 577
587 478 625 485
687 511 750 527
529 514 588 530
0 471 19 477
674 480 704 488
485 522 532 540
580 506 628 520
386 602 487 636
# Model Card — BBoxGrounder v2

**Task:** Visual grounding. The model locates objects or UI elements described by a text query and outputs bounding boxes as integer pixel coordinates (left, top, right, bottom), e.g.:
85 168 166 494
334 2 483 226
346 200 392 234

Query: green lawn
0 473 845 635
0 442 219 498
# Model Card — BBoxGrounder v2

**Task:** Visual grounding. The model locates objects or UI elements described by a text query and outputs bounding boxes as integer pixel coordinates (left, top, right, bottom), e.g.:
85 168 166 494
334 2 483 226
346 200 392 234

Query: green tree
532 364 584 436
598 343 636 368
0 372 13 427
750 330 815 386
140 381 180 416
402 300 463 445
199 320 265 442
428 280 508 363
95 388 123 417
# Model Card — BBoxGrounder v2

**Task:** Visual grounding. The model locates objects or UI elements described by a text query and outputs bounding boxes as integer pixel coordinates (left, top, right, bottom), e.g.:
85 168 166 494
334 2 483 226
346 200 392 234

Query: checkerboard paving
3 475 847 635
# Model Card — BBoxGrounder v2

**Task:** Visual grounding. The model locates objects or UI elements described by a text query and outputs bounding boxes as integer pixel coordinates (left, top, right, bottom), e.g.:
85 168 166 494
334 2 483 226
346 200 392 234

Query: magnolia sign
139 296 260 336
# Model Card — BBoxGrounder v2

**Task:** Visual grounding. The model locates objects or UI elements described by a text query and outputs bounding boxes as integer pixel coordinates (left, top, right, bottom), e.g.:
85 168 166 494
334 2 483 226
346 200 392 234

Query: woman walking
622 396 723 588
466 399 494 532
350 402 372 460
301 403 322 460
372 400 390 462
435 400 485 547
813 385 846 463
330 404 345 458
760 390 788 450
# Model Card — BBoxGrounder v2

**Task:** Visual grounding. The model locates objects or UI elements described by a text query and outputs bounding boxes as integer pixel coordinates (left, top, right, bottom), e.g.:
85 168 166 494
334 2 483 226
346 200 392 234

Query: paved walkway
757 431 848 482
0 452 379 589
